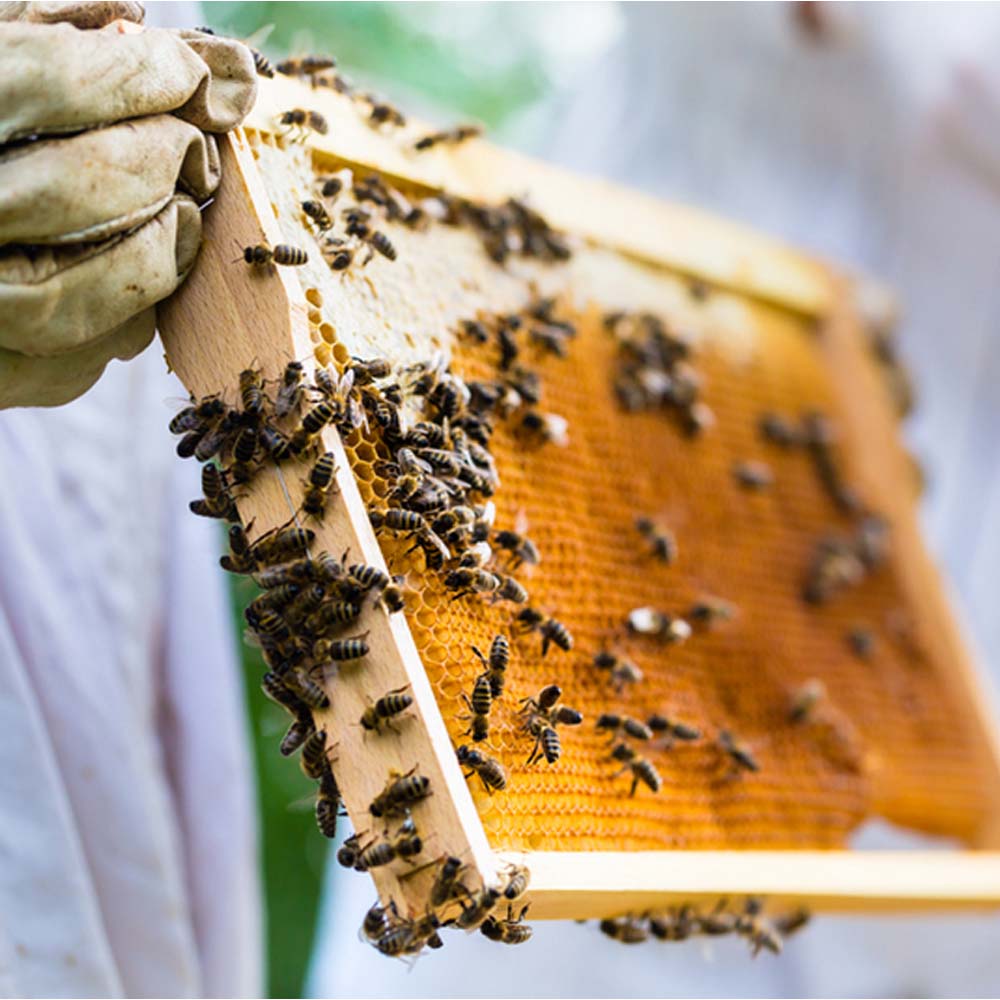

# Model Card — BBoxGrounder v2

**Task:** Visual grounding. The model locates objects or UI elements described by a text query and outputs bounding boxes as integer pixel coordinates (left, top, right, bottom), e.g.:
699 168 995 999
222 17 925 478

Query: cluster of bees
600 898 810 957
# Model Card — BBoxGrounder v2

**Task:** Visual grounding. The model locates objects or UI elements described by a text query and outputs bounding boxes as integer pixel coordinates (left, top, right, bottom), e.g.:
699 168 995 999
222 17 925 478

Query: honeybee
732 460 774 490
374 911 440 957
170 395 227 434
190 461 239 521
518 409 569 447
495 575 528 604
647 713 701 745
286 668 330 711
688 597 736 627
599 915 649 944
259 424 292 460
635 516 676 563
300 728 330 779
367 230 397 262
312 633 370 663
788 679 826 724
288 399 336 454
593 650 643 689
847 626 875 659
773 908 811 938
444 567 501 600
649 905 698 941
611 743 662 796
360 686 413 733
276 54 336 76
357 815 423 870
348 563 391 597
279 718 313 757
472 635 509 699
251 48 274 78
367 99 407 128
229 425 258 484
369 767 432 818
260 671 310 720
626 607 692 642
758 411 804 448
274 360 306 417
337 834 364 870
595 713 652 742
718 729 760 774
239 243 309 267
378 579 406 614
456 744 507 792
414 123 483 151
249 525 315 566
525 719 560 765
221 523 255 574
319 176 343 199
315 769 341 839
539 617 573 656
302 452 338 519
480 905 532 945
361 899 397 942
430 855 465 907
736 898 783 956
193 409 241 462
802 535 868 604
696 899 740 936
279 108 329 136
454 885 501 930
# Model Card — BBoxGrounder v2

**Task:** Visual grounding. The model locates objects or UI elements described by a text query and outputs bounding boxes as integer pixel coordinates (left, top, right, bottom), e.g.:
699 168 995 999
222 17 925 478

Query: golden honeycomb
242 126 993 854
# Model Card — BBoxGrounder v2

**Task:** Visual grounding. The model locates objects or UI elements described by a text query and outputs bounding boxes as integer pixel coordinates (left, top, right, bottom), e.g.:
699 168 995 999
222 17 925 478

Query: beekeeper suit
0 3 261 996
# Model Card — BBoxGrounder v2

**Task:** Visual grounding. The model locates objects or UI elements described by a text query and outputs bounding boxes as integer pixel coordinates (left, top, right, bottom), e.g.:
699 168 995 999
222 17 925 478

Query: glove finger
0 2 144 28
0 24 256 144
0 115 219 245
0 194 201 356
0 307 154 408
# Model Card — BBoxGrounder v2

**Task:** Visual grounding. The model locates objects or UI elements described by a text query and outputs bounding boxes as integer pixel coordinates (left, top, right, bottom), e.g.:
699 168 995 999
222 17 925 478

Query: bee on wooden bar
733 460 774 490
313 633 370 663
736 899 783 956
287 399 336 455
697 900 740 936
238 243 308 267
285 668 330 711
301 452 338 519
378 579 406 614
773 908 811 938
788 679 826 724
337 834 364 870
315 769 341 839
361 900 397 942
360 686 413 733
611 743 662 796
595 713 652 742
170 396 226 434
348 563 392 597
357 815 423 870
250 48 274 78
647 713 701 746
369 768 431 818
430 855 465 907
414 123 483 151
600 916 649 944
456 744 507 792
305 600 362 636
274 361 306 418
299 729 330 779
193 410 241 462
302 199 332 230
249 526 315 566
718 729 760 774
635 516 676 563
649 905 698 941
229 425 259 484
221 523 255 574
593 650 643 689
260 671 310 720
481 905 532 945
190 461 239 521
279 108 329 136
279 718 313 757
473 635 509 699
454 886 501 930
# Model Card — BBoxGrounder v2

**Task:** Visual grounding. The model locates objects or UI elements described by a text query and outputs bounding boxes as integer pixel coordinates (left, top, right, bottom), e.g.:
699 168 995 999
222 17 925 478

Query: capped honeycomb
243 124 995 855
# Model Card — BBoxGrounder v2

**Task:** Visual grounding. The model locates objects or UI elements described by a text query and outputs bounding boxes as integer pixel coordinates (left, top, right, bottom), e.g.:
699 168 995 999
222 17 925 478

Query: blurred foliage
231 575 327 999
205 1 551 128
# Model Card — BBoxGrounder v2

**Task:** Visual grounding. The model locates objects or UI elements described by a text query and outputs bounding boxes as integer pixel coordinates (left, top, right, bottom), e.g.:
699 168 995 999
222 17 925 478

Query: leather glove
0 2 257 407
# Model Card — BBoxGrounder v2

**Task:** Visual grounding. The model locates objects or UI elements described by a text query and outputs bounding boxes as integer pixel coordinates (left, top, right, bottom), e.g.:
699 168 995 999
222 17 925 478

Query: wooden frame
158 73 1000 921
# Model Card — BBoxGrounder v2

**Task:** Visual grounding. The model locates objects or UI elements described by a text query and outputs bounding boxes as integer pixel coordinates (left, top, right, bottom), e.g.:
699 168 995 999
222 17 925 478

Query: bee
444 567 501 600
274 360 306 418
688 597 736 627
473 635 509 698
239 243 309 267
503 866 529 901
250 47 274 78
276 55 336 76
254 556 315 589
682 401 716 436
649 905 698 941
279 719 313 757
229 425 259 484
802 411 861 514
348 563 392 596
221 523 255 574
279 107 329 136
313 633 370 662
369 767 432 818
374 911 440 957
736 898 783 956
238 367 265 417
286 668 330 710
350 356 393 384
326 245 354 271
599 916 649 944
788 679 826 724
430 855 465 907
611 743 662 795
718 729 760 773
259 424 293 461
337 834 364 869
461 674 493 742
647 714 701 745
519 409 569 447
625 607 692 642
260 671 310 720
525 720 560 765
249 525 315 566
319 176 343 199
372 508 425 534
190 461 239 521
315 769 341 839
301 452 338 519
367 230 397 262
414 123 483 150
847 626 875 659
495 575 528 604
300 728 330 779
456 744 507 792
480 905 532 945
170 396 227 434
368 99 406 128
193 410 241 462
802 535 868 604
305 600 362 635
378 580 406 614
773 908 811 938
361 900 397 942
288 399 336 454
635 516 676 563
595 713 652 742
357 815 423 870
732 460 774 490
593 650 643 689
360 686 413 733
302 199 332 230
454 885 501 930
487 529 538 569
539 616 573 656
696 900 740 936
758 411 804 447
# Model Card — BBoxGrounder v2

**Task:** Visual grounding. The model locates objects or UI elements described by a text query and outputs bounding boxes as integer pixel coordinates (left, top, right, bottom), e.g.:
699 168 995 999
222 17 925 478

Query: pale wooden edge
158 131 499 917
819 276 1000 846
247 73 833 319
498 850 1000 919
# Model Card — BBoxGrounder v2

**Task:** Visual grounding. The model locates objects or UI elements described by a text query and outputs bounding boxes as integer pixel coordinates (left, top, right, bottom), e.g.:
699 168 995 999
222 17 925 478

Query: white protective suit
310 4 1000 997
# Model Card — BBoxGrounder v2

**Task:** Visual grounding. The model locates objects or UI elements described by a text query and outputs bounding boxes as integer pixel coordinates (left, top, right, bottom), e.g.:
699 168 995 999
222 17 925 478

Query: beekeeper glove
0 2 257 407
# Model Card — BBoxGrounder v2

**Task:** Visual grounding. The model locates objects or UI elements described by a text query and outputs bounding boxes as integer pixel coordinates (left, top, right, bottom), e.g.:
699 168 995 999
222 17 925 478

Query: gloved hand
0 2 257 407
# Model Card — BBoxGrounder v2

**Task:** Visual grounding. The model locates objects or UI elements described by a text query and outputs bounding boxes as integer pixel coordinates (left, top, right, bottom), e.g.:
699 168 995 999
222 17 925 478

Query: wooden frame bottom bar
499 851 1000 919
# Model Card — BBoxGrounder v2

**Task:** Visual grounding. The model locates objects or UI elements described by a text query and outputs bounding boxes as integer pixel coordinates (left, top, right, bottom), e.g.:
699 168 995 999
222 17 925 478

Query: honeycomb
245 126 994 854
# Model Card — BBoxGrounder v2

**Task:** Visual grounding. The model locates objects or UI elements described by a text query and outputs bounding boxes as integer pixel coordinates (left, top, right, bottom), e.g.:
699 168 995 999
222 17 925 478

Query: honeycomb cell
308 308 323 326
306 287 323 308
320 323 336 344
314 342 332 367
333 343 350 365
354 442 377 463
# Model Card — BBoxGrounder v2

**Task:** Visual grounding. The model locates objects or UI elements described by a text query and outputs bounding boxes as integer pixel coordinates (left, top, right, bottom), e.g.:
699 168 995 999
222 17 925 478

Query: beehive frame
159 72 1000 921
